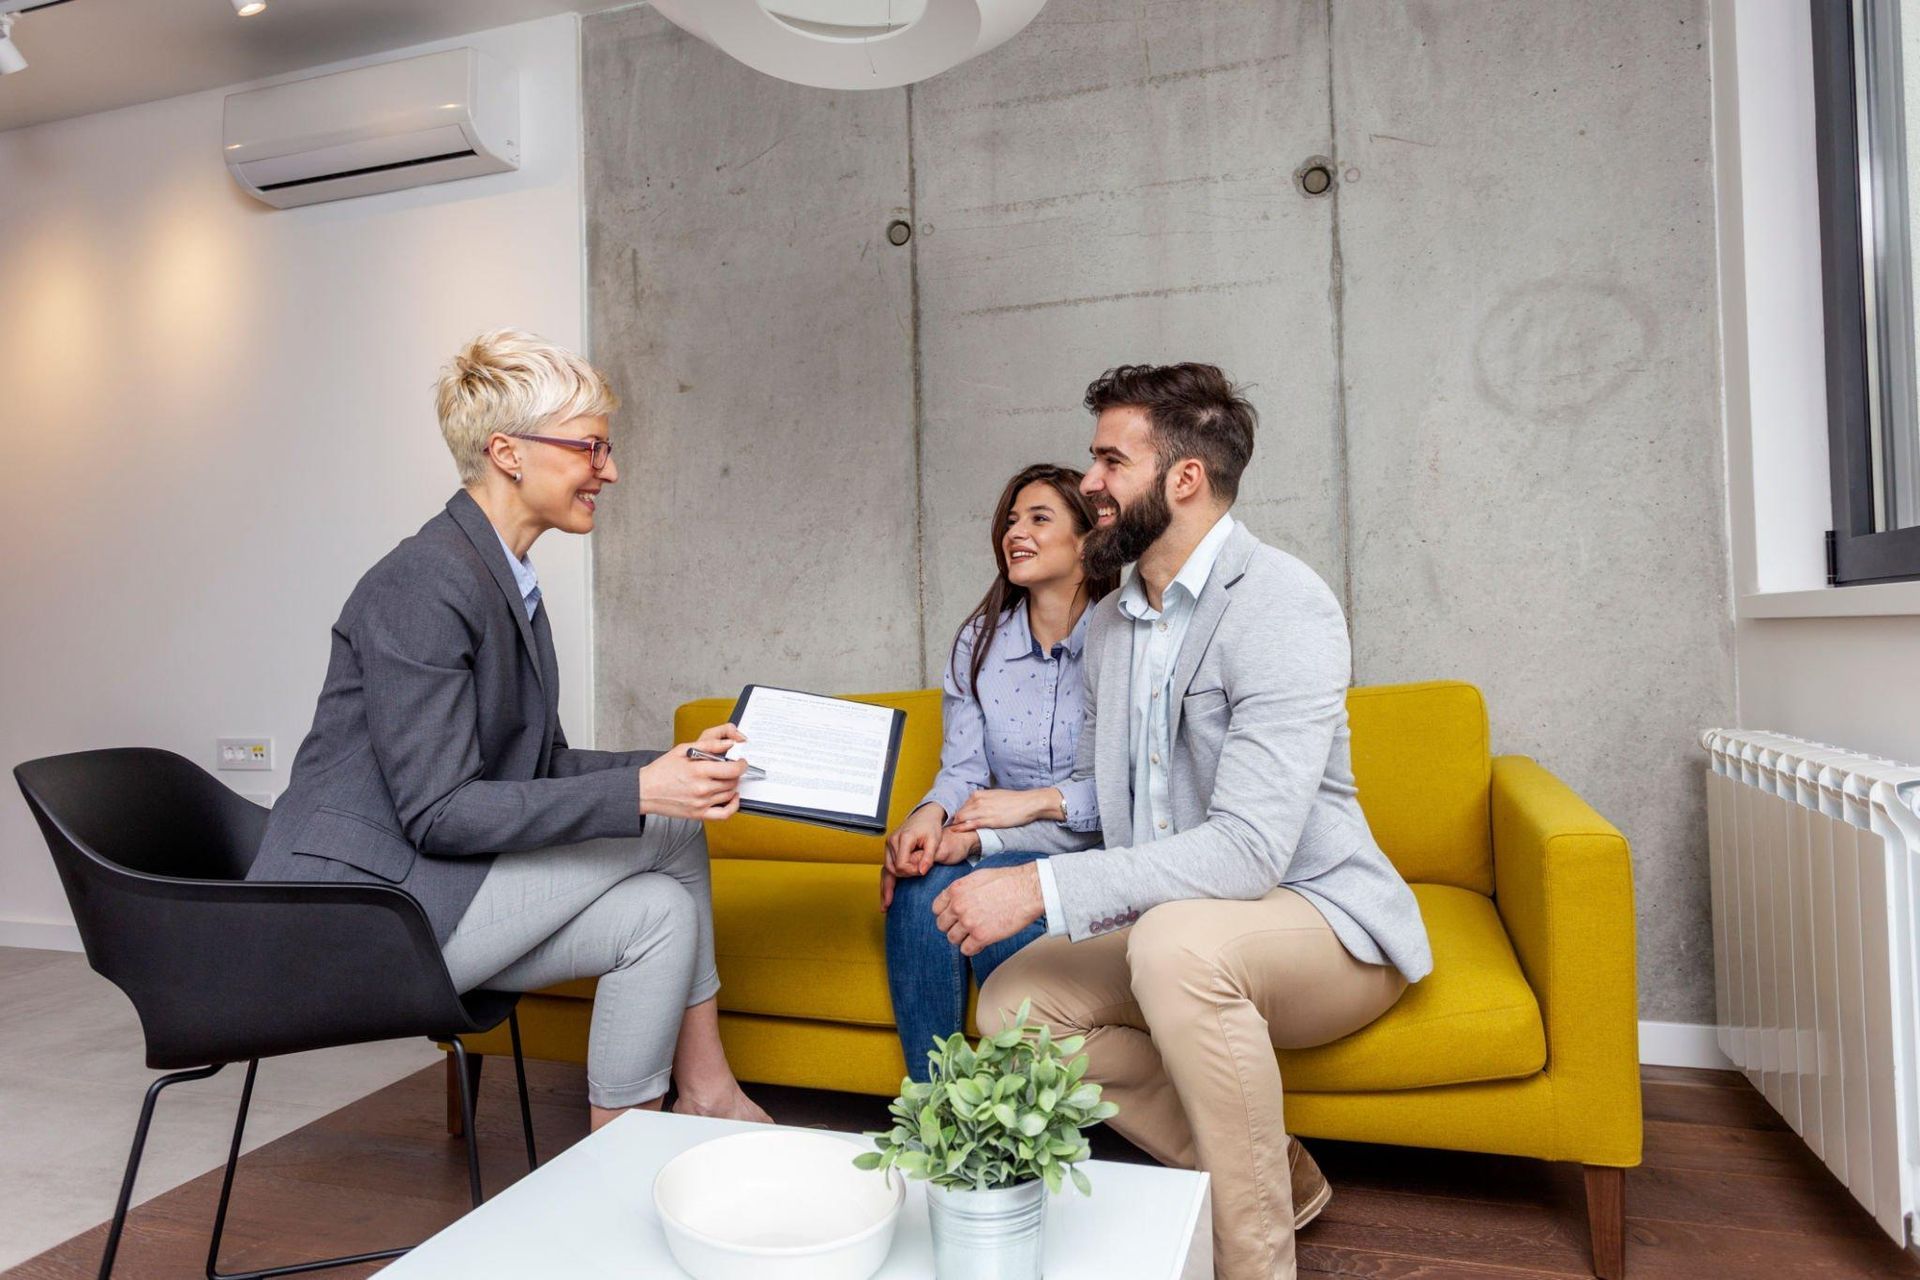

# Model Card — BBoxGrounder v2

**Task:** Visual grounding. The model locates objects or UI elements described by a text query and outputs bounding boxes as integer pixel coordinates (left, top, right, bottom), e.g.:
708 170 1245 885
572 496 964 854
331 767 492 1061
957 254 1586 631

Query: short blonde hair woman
248 330 768 1131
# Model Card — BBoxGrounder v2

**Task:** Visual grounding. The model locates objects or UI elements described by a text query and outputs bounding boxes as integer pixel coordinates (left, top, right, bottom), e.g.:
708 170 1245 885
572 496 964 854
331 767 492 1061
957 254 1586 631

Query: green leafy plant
853 999 1119 1195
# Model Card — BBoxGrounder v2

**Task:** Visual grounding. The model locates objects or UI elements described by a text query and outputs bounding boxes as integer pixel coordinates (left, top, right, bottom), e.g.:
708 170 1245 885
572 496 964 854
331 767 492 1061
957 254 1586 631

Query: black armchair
14 747 538 1280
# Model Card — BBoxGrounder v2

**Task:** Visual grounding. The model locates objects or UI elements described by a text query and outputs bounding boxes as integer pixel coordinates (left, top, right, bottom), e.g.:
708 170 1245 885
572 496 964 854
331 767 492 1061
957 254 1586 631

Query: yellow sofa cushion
675 689 944 865
1348 681 1492 895
705 862 1544 1094
1278 883 1543 1091
711 859 895 1026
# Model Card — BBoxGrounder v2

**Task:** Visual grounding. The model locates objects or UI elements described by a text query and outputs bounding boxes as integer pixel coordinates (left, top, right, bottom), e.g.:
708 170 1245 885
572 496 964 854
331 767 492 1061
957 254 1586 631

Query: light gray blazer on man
990 519 1433 984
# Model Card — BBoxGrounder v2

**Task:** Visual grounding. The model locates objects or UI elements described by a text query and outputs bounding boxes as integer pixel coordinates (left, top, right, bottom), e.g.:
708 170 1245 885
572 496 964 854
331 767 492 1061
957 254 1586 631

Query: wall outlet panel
217 738 273 771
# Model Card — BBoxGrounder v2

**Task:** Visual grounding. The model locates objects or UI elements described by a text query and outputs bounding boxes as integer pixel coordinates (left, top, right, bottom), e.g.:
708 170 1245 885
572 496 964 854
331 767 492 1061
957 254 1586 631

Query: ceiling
0 0 635 134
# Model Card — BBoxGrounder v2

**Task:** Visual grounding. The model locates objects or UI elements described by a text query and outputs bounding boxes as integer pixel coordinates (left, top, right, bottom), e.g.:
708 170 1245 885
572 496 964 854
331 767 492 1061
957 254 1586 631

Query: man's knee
1125 901 1234 1014
976 960 1030 1034
977 943 1079 1037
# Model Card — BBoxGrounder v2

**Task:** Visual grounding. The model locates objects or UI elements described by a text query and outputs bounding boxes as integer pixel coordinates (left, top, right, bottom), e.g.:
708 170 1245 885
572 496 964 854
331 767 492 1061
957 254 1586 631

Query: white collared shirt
493 527 542 620
1027 513 1236 935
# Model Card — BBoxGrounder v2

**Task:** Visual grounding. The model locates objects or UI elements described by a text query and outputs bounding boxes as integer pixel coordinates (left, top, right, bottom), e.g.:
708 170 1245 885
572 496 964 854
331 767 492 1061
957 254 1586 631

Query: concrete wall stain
1472 279 1656 420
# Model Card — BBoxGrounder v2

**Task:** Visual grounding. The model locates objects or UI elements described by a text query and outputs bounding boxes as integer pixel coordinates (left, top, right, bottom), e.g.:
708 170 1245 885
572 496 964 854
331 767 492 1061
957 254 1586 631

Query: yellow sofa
455 680 1640 1276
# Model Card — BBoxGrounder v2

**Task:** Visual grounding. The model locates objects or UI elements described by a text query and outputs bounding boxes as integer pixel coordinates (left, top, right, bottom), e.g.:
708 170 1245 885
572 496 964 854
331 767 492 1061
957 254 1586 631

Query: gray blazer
248 491 656 943
992 520 1433 983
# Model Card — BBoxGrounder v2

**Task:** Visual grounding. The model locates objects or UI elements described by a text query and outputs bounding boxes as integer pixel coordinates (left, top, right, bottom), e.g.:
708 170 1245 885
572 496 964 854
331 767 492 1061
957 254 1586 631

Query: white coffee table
380 1110 1211 1279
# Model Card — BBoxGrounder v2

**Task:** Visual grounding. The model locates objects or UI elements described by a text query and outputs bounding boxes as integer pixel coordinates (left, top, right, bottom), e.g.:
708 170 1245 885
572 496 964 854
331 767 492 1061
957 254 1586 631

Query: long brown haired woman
878 464 1118 1080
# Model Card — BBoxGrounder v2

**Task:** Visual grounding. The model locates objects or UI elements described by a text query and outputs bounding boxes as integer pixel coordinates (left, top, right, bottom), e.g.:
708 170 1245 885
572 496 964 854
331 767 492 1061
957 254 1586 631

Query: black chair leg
102 1038 514 1280
99 1063 223 1280
447 1048 483 1137
507 1011 537 1171
448 1037 484 1208
205 1058 411 1280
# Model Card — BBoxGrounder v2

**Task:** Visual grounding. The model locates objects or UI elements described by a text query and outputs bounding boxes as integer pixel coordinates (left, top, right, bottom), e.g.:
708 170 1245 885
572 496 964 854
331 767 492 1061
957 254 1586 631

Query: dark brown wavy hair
1083 362 1257 502
955 464 1120 697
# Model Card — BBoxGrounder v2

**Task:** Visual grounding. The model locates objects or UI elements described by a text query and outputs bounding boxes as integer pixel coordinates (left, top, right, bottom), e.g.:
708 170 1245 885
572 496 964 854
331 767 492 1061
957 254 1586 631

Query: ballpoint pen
687 746 767 782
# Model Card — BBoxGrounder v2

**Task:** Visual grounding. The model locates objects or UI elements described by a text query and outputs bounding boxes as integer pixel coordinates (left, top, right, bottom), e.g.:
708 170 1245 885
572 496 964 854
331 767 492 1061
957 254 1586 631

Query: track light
232 0 265 14
0 14 25 75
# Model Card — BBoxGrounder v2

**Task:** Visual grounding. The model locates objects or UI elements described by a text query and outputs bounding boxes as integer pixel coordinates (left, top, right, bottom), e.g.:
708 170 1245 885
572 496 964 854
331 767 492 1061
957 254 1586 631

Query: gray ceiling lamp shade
649 0 1048 90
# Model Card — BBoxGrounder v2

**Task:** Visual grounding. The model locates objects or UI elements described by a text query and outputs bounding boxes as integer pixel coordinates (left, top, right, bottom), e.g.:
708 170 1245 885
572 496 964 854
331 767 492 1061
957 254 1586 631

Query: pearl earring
512 471 522 484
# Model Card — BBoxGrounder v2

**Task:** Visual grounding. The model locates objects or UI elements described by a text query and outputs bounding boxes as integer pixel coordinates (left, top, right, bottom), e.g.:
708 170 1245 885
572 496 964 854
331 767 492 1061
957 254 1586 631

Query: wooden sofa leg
447 1050 484 1136
1583 1165 1626 1279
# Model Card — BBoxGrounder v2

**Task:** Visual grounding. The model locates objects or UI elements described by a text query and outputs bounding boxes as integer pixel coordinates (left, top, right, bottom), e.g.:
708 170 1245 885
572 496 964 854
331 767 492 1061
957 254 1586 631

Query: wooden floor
8 1062 1918 1279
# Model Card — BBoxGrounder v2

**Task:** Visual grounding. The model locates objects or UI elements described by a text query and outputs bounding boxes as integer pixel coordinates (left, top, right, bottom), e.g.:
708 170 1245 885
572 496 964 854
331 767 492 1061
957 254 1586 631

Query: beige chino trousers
978 888 1407 1280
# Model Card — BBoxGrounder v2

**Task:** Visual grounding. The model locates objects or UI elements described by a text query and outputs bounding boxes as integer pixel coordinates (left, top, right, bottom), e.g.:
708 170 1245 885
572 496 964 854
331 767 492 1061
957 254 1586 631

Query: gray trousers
441 816 721 1108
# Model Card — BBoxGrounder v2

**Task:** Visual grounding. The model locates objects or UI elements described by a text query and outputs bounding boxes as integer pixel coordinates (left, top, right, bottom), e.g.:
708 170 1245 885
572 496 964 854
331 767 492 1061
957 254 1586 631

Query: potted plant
854 1000 1119 1280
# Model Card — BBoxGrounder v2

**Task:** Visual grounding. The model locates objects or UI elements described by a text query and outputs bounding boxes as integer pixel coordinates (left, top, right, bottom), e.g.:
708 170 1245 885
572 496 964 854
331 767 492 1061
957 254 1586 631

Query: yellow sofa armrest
1490 754 1641 1165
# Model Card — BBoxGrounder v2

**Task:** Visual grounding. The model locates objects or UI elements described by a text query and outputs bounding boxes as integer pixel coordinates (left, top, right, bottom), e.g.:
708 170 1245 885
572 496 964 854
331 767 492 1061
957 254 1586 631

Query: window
1812 0 1920 583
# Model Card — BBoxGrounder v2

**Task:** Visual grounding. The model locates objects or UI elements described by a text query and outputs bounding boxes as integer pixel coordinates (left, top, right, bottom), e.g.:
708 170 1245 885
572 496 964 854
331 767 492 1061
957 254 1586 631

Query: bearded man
931 363 1432 1280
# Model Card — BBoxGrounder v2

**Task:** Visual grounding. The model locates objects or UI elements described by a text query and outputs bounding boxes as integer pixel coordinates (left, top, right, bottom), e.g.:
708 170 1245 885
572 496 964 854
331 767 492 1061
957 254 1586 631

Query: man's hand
880 803 946 909
932 862 1045 957
930 826 980 866
948 787 1063 833
638 723 749 822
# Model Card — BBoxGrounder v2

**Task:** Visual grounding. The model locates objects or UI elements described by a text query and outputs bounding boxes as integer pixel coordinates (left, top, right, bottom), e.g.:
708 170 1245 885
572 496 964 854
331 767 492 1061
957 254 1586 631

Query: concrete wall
585 0 1732 1022
1332 4 1730 1021
911 0 1344 658
0 15 592 946
584 11 921 736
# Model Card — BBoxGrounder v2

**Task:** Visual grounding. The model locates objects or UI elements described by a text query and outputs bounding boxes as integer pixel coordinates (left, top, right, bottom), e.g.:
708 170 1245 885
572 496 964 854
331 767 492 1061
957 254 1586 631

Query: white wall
1712 0 1920 765
1717 0 1831 597
1737 615 1920 761
0 13 593 945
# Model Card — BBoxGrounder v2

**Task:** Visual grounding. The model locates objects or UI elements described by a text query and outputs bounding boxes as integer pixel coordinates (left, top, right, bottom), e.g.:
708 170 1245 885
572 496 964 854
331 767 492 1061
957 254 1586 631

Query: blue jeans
885 851 1048 1082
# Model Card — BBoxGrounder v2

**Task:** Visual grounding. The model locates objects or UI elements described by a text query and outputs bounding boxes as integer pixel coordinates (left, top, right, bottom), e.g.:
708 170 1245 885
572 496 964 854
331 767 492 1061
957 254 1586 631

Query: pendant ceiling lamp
649 0 1049 91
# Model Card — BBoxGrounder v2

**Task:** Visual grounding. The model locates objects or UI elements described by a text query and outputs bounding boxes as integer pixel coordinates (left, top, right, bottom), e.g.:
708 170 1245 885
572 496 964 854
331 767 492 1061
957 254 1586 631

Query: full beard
1083 470 1173 581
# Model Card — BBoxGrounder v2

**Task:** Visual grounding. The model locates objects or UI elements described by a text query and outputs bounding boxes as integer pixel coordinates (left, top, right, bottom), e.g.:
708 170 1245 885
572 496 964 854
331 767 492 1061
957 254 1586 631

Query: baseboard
0 916 1733 1071
0 919 83 952
1639 1020 1733 1069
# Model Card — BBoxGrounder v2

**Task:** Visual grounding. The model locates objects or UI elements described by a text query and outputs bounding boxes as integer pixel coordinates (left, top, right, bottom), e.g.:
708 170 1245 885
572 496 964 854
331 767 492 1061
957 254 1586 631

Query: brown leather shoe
1289 1135 1332 1230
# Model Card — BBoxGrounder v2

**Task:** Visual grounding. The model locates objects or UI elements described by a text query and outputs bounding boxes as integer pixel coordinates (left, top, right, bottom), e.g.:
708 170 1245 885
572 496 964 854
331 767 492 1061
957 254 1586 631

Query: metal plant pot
924 1178 1048 1280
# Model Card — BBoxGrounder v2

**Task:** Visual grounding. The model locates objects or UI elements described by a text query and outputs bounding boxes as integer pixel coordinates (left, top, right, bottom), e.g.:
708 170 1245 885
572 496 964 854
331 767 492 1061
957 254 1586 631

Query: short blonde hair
435 330 620 485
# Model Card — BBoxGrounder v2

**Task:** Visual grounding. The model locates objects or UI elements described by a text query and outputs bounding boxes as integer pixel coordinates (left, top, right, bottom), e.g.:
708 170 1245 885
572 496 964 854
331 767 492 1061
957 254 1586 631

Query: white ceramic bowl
652 1130 905 1280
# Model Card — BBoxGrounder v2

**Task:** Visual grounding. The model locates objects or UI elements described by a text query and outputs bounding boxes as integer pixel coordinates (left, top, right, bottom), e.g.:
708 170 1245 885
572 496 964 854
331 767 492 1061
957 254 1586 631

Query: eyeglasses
519 433 613 470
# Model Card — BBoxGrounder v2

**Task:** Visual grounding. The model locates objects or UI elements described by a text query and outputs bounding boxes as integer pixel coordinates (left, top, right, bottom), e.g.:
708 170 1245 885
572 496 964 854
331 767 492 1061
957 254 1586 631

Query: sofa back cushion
675 680 1492 892
1346 680 1492 894
675 689 942 864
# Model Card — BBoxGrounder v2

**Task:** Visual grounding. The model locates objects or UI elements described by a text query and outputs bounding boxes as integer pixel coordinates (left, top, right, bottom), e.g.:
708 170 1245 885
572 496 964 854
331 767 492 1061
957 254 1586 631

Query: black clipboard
727 685 907 834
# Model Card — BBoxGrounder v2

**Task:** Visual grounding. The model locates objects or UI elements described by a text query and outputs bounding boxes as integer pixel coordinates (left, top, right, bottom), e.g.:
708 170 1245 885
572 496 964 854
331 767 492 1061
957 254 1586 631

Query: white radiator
1702 729 1920 1249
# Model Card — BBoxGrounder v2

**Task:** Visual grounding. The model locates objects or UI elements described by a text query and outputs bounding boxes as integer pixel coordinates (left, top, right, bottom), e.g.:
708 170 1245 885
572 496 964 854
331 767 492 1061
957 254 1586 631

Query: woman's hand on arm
947 787 1064 833
638 723 749 822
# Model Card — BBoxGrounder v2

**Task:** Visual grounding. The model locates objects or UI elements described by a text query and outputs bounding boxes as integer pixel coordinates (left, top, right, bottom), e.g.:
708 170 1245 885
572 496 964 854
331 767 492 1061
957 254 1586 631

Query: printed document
731 687 896 820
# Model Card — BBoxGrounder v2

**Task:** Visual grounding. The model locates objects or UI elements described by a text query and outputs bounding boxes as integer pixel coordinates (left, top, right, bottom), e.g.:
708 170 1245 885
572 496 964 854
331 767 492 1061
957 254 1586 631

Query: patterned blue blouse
917 600 1100 832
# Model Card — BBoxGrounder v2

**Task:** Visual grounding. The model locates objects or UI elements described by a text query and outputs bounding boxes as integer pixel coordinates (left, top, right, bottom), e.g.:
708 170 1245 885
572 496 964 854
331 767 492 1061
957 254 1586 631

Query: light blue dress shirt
1020 513 1236 935
493 527 542 621
920 600 1098 830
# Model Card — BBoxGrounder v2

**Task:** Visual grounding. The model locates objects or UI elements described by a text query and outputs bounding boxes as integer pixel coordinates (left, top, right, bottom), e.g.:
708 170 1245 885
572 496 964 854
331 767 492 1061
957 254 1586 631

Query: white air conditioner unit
223 48 518 209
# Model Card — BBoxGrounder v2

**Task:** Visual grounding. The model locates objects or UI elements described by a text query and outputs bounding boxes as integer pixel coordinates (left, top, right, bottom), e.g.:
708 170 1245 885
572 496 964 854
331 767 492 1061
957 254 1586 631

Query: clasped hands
880 792 1054 955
